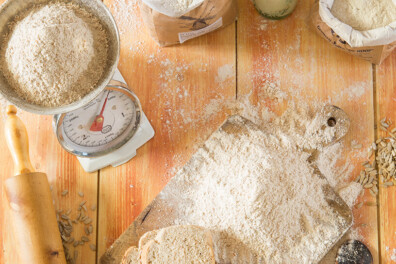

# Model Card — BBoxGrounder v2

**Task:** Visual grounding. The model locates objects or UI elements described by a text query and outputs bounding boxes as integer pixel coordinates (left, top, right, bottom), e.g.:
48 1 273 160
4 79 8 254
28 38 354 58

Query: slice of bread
121 246 139 264
138 229 159 250
139 225 215 264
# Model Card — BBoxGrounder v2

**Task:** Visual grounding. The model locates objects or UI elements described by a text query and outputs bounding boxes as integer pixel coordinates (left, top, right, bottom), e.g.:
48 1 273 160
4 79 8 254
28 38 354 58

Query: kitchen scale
53 70 155 173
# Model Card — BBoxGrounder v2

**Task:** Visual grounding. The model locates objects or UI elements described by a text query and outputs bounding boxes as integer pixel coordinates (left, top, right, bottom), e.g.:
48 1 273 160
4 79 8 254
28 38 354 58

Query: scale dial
54 82 141 157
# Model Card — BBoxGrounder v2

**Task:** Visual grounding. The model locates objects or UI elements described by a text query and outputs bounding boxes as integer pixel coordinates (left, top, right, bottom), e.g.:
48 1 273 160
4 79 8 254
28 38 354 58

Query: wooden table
1 0 395 263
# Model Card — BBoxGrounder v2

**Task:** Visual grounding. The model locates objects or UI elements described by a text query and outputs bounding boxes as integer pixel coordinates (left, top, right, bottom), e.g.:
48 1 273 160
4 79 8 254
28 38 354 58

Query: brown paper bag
140 0 238 47
311 1 396 64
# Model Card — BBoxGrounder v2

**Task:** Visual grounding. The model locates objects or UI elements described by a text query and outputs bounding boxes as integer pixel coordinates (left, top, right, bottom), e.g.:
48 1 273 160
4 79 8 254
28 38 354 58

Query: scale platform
76 69 155 172
77 112 154 172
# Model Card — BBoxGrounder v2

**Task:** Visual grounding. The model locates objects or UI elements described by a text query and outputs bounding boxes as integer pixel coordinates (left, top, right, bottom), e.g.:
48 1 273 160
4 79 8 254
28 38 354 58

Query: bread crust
138 230 159 249
121 246 139 264
204 230 216 264
140 239 155 264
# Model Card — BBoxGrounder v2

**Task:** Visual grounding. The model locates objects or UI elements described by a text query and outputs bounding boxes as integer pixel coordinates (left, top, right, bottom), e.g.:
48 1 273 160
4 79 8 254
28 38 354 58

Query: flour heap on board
137 112 353 264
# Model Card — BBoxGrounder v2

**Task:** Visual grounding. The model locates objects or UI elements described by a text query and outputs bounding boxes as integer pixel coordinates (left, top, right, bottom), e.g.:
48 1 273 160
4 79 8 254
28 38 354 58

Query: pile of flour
140 111 353 263
143 0 204 17
204 94 362 206
331 0 396 30
0 2 108 107
255 103 362 207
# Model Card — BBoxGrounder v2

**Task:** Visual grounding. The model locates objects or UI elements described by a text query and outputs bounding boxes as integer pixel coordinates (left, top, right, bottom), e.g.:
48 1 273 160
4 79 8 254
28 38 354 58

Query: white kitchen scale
53 70 155 173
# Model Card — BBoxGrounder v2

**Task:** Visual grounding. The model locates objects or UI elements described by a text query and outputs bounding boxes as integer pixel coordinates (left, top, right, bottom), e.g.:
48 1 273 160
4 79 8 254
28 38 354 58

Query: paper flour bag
311 0 396 64
140 0 238 46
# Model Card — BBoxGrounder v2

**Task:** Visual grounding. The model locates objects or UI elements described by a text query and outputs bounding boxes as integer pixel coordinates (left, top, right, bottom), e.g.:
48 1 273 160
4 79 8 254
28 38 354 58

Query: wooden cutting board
100 114 353 264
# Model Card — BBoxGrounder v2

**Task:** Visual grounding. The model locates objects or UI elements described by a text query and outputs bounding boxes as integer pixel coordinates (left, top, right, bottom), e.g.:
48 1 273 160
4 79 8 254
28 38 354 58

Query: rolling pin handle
5 105 35 176
7 105 17 115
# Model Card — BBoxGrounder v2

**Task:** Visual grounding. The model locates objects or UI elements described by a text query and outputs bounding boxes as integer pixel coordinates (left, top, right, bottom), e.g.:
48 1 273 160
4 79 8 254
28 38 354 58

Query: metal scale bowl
0 0 120 115
0 0 154 172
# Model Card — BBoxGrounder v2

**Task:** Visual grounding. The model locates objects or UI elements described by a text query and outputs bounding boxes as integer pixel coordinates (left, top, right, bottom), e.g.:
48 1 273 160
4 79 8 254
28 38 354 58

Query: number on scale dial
62 90 136 147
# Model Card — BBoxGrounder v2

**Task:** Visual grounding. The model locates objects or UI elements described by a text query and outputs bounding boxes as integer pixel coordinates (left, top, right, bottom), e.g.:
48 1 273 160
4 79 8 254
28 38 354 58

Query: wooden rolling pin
4 105 66 264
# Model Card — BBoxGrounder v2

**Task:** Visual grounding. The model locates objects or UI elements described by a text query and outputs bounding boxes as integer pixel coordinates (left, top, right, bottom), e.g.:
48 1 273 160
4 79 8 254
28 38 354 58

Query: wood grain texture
1 0 395 262
4 106 66 264
4 105 35 176
98 0 236 259
236 0 378 263
5 173 67 264
0 110 99 264
376 53 396 264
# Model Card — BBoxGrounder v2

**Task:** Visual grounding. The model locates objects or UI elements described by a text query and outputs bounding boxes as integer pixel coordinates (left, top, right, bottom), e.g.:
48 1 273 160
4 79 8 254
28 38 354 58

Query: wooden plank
98 0 236 260
376 53 396 264
236 0 378 263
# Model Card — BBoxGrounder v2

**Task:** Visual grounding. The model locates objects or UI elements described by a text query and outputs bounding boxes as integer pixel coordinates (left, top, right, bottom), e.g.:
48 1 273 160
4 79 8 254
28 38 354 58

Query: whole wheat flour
202 94 359 196
143 0 204 17
204 94 360 206
0 2 108 107
139 114 351 264
331 0 396 31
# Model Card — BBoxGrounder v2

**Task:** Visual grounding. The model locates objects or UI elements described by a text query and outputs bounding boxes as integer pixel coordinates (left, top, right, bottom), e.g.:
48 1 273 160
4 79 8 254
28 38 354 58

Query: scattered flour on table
261 81 287 101
159 59 191 88
333 81 369 102
259 23 268 30
345 82 368 101
348 227 364 242
0 2 108 107
338 182 363 208
110 0 142 35
331 0 396 30
216 64 235 83
316 142 357 192
391 248 396 262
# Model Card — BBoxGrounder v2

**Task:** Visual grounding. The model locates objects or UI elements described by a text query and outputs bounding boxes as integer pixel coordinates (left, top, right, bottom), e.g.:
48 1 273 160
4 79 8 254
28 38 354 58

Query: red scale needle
90 91 110 132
